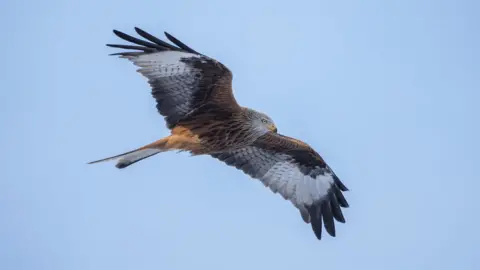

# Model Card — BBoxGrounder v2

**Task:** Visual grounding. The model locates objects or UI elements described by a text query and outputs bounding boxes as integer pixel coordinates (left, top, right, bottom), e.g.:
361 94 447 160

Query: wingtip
112 29 134 40
163 31 200 55
322 200 336 237
336 216 346 224
163 31 176 42
163 31 172 40
133 26 143 35
312 224 323 240
333 175 349 192
307 204 323 240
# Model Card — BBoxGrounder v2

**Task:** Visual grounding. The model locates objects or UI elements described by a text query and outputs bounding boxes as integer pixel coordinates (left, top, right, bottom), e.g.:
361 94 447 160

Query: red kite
89 28 350 240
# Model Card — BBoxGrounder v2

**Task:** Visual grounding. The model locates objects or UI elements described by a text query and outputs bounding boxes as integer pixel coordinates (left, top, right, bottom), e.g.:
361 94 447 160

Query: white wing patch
125 51 200 78
261 160 334 208
210 145 348 239
120 50 209 126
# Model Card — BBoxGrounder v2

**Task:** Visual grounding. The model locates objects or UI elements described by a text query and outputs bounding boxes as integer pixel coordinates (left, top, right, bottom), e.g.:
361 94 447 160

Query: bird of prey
89 27 350 240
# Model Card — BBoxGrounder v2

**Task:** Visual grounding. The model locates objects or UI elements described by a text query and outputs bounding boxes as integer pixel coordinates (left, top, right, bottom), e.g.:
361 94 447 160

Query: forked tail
87 137 171 169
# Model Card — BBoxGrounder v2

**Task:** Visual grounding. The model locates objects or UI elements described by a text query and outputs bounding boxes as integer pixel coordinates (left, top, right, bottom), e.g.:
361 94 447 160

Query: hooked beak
269 124 278 133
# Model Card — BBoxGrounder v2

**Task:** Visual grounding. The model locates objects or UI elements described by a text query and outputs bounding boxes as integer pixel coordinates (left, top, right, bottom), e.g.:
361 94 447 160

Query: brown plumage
89 27 350 241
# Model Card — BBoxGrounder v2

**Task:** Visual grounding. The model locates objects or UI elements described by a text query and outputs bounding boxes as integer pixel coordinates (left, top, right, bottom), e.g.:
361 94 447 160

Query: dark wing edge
210 132 349 241
106 27 202 57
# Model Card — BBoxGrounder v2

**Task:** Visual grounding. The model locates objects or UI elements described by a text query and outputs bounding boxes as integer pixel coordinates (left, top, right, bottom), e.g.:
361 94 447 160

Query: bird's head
247 108 278 133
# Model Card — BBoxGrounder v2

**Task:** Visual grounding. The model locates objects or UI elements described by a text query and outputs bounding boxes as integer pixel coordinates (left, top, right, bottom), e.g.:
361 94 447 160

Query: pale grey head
244 108 278 133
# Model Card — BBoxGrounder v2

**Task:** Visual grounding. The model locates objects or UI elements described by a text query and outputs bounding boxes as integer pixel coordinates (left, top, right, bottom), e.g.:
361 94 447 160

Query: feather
134 27 180 51
164 31 200 54
113 29 164 50
106 44 156 52
210 132 349 240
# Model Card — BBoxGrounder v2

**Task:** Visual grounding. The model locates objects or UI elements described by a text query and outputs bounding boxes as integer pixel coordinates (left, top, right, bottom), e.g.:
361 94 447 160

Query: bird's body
89 27 350 241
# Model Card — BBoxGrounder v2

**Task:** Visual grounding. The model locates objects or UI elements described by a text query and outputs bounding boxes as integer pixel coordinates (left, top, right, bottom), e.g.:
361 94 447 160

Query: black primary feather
164 31 200 54
321 199 335 237
112 29 162 49
106 44 156 52
329 191 346 223
106 28 203 57
308 204 324 240
134 27 179 51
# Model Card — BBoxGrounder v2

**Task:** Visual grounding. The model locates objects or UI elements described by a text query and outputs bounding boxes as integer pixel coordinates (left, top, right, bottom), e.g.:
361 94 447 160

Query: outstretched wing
107 27 241 129
211 132 349 240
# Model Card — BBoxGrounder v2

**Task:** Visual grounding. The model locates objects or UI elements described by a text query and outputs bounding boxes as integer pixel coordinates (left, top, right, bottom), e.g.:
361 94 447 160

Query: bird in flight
89 27 350 240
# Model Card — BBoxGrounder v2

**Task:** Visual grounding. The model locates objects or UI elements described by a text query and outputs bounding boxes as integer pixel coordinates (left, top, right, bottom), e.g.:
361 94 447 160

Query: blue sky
1 0 479 269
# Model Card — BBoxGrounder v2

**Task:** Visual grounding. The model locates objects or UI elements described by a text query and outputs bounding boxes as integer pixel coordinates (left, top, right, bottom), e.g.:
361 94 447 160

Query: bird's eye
261 119 268 123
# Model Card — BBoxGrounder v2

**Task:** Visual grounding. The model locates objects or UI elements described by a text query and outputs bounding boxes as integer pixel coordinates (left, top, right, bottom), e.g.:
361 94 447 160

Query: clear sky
1 0 479 269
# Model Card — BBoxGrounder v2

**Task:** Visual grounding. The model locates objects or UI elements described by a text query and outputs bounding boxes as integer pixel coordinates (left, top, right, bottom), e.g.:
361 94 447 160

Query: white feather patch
261 161 334 207
127 51 201 78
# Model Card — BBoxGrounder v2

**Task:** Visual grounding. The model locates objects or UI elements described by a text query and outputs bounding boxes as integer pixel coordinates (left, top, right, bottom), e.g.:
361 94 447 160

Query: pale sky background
1 0 479 269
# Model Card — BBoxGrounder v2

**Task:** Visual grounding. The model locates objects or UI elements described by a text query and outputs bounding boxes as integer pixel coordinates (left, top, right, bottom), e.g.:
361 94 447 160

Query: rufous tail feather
87 137 171 169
